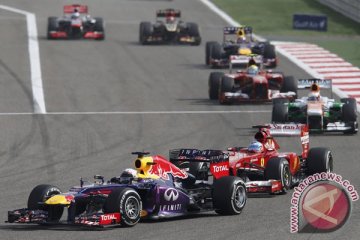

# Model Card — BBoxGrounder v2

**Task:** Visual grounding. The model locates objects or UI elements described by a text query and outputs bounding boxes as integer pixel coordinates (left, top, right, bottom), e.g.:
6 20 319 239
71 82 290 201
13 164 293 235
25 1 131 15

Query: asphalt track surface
0 0 358 239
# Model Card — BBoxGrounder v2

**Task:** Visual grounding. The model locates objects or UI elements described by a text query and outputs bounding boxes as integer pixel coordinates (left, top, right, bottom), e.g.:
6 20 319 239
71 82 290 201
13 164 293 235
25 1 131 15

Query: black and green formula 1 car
272 79 358 134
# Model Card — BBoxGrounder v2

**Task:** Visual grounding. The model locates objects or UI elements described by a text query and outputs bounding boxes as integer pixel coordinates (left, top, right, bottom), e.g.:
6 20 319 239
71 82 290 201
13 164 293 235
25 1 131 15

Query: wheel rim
124 196 140 220
233 185 246 209
327 152 333 173
282 164 291 188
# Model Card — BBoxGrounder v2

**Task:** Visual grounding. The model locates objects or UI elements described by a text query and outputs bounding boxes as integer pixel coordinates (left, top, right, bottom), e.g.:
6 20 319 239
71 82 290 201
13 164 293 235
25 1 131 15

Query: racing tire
272 98 289 105
341 98 357 111
187 22 201 46
272 102 288 123
104 188 142 227
281 76 297 97
208 72 224 100
263 43 277 68
264 157 292 193
213 176 247 215
341 98 358 134
27 184 63 222
219 76 234 104
47 17 58 40
94 17 105 40
306 148 333 175
139 21 152 45
209 42 222 68
205 41 217 65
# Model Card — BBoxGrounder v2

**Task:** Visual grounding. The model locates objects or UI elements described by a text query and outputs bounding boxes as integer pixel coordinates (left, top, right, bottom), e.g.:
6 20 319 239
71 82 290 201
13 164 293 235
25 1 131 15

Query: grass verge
212 0 360 67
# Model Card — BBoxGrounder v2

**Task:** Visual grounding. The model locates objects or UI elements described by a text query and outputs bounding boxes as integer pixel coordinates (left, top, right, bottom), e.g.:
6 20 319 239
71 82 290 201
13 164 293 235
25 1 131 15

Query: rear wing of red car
256 124 310 158
169 149 230 179
156 9 181 18
63 4 88 14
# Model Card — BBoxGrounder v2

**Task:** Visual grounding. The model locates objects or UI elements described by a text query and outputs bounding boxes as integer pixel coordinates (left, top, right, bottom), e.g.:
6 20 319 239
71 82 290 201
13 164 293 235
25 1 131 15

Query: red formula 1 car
47 4 105 40
208 56 297 104
170 124 333 194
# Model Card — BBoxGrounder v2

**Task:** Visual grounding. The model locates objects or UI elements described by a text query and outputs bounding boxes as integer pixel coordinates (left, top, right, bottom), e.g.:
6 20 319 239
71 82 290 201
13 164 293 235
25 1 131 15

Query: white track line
0 110 271 116
0 5 46 113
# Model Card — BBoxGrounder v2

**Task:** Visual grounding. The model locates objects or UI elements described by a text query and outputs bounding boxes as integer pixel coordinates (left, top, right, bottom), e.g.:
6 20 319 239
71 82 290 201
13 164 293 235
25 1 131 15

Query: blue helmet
248 141 263 153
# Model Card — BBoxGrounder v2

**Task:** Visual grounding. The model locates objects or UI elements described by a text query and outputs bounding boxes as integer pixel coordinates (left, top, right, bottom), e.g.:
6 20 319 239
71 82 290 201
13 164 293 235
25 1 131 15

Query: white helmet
120 168 137 178
308 91 320 101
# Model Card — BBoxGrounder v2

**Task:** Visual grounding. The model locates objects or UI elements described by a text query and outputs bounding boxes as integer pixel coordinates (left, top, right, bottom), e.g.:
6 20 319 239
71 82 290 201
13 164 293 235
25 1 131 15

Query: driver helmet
120 168 137 179
308 83 320 101
248 141 264 153
247 65 259 76
237 36 246 43
71 9 80 19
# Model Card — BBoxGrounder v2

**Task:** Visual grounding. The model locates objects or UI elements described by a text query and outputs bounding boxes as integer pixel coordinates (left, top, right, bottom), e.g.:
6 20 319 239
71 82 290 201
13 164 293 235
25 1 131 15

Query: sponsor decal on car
164 188 179 201
99 213 120 225
210 161 229 179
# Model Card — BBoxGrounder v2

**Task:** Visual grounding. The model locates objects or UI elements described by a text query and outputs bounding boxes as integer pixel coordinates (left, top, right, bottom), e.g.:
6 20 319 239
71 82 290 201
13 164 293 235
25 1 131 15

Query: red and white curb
272 41 360 110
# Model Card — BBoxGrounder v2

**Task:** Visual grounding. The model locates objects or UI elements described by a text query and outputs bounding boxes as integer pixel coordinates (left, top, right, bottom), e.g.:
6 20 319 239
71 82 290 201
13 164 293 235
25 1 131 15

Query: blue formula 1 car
7 152 246 228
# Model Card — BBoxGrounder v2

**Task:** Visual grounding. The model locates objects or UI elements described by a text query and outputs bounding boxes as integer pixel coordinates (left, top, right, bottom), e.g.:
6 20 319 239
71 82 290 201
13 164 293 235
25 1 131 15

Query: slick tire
104 188 142 227
187 22 201 46
307 148 333 175
208 72 224 100
281 76 297 97
47 17 58 39
263 43 277 68
209 42 222 68
219 76 234 104
264 157 292 193
341 98 357 111
27 184 63 222
139 21 152 45
272 102 288 123
206 41 217 65
213 176 247 215
94 17 105 40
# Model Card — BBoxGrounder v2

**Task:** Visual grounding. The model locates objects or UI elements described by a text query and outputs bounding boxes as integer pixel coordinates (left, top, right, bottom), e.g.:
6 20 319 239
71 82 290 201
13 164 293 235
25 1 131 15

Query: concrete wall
318 0 360 23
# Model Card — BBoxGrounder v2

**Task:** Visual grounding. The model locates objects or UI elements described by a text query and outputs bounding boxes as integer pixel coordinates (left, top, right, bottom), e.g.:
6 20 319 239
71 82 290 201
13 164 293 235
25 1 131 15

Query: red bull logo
149 155 188 180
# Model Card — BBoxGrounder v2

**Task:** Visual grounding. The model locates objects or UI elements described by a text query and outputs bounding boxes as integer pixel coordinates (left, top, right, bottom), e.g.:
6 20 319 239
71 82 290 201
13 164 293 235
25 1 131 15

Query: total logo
164 188 179 201
212 165 229 172
101 214 117 221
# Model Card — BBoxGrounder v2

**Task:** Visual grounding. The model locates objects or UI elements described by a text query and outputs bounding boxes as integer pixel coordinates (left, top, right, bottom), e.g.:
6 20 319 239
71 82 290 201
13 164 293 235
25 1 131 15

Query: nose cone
45 195 72 205
239 48 251 55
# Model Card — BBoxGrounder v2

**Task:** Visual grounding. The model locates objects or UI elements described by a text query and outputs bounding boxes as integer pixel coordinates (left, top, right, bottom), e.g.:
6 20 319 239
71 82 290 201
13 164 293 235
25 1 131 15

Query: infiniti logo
164 188 179 201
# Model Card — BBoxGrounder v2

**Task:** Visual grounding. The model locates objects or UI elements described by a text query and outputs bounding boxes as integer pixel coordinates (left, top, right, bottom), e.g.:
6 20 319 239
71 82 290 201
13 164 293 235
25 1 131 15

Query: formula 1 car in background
170 124 333 194
7 152 246 227
208 56 297 103
272 79 358 134
205 26 277 68
139 9 201 45
47 4 105 40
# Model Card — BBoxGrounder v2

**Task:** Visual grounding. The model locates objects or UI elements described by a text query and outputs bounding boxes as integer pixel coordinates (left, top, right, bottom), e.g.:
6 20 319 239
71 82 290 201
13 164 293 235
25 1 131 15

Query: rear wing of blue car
169 149 228 162
223 26 252 35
